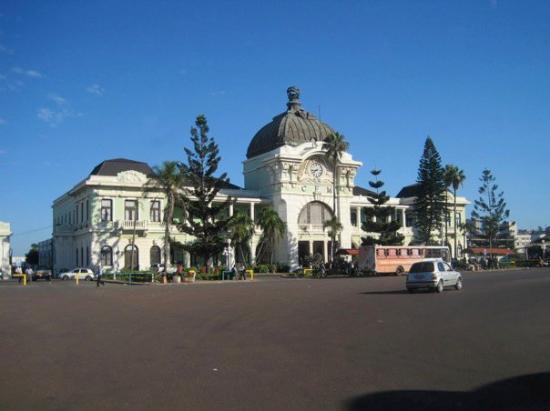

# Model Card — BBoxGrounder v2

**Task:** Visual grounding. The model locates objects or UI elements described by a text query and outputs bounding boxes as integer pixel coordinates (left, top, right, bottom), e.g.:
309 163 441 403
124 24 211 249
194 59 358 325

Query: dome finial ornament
286 86 301 110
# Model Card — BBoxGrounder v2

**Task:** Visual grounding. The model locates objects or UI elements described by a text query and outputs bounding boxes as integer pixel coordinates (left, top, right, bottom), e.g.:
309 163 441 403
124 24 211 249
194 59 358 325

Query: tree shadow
346 372 550 411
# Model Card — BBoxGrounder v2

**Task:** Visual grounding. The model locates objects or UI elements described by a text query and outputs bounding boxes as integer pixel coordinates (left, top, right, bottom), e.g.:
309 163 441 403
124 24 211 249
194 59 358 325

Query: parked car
406 259 463 293
59 268 95 281
32 269 52 281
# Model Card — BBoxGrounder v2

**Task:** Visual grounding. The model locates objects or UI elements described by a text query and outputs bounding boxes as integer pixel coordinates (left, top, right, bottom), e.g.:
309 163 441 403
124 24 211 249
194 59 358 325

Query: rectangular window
86 200 89 222
150 200 161 222
125 200 138 221
101 199 113 222
350 208 357 226
75 205 79 224
86 246 89 266
455 213 462 227
81 203 84 223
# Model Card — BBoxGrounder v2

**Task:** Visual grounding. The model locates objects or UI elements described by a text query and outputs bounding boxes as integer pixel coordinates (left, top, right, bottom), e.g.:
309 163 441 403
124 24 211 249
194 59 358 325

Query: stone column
250 202 255 222
229 202 234 217
356 207 361 228
401 209 407 228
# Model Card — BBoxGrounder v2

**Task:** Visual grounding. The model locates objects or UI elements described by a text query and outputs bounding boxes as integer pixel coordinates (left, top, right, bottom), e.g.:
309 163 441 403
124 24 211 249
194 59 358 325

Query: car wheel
62 275 68 280
455 278 463 291
407 288 414 293
85 276 92 281
435 280 444 293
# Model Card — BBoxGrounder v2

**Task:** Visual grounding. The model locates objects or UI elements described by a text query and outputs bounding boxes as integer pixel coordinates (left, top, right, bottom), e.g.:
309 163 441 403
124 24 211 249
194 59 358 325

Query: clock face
309 161 323 178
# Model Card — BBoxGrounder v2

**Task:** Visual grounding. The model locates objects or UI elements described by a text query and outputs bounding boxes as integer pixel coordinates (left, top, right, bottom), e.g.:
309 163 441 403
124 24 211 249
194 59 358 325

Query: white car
59 268 95 281
406 259 463 293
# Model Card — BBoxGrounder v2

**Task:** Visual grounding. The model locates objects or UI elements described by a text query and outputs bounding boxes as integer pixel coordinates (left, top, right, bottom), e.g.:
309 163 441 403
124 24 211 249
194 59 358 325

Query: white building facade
0 221 12 279
52 87 469 274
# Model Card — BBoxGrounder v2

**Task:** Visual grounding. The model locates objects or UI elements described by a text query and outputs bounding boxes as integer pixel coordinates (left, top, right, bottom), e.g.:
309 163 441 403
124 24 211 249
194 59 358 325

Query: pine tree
361 169 404 246
471 169 511 258
413 137 446 244
178 115 232 268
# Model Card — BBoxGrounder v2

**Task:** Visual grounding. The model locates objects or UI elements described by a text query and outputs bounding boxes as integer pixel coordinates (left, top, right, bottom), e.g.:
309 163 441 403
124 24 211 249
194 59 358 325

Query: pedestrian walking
25 266 33 284
96 264 105 287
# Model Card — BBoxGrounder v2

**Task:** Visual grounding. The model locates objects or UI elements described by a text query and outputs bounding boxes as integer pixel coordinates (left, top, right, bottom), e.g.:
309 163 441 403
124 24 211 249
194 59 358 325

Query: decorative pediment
117 170 147 184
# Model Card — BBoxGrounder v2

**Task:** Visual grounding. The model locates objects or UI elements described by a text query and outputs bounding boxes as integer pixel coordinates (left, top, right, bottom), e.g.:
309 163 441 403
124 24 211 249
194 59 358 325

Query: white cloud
0 117 6 125
12 66 43 78
86 83 104 96
49 94 67 105
0 44 14 54
37 97 81 127
209 90 226 97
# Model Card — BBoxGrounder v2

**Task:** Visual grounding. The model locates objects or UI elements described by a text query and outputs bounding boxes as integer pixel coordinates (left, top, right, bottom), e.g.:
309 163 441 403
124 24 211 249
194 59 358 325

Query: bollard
75 275 79 285
246 269 254 280
22 274 27 286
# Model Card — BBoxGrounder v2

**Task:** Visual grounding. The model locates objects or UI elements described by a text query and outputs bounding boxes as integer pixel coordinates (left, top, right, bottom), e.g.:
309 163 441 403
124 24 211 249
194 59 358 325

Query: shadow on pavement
345 372 550 411
359 290 411 295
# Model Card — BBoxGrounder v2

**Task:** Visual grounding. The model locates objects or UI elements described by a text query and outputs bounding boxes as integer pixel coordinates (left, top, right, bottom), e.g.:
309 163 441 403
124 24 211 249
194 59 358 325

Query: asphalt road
1 269 549 411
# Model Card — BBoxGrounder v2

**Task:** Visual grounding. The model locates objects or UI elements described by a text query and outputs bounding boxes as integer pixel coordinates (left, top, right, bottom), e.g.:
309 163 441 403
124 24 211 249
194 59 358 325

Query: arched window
150 245 161 267
298 201 333 226
100 246 113 267
124 244 139 270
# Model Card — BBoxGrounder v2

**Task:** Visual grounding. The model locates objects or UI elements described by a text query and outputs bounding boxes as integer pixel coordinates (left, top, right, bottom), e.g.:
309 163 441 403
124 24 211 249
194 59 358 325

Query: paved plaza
1 269 550 410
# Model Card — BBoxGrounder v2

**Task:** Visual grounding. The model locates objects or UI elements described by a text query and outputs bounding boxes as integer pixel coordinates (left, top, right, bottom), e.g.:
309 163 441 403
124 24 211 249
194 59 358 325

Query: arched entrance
124 244 139 270
297 201 334 265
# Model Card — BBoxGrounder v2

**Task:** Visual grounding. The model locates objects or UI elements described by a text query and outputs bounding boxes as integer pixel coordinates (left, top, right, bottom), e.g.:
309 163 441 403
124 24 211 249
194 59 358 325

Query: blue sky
1 0 549 255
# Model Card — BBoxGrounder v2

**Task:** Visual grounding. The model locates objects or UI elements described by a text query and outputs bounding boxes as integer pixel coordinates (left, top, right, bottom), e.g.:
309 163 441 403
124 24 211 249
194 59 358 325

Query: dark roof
246 87 335 159
90 158 154 177
353 186 377 198
396 183 421 198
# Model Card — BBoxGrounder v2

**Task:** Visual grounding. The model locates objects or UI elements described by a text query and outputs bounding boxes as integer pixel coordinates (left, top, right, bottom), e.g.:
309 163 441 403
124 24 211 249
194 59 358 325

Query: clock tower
243 87 362 270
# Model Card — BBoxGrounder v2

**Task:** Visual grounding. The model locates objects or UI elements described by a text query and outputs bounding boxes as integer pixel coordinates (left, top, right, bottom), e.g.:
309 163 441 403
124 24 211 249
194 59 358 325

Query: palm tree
443 165 466 258
256 207 286 265
228 211 255 265
443 165 455 248
323 216 343 266
450 167 466 258
146 161 184 273
323 132 349 221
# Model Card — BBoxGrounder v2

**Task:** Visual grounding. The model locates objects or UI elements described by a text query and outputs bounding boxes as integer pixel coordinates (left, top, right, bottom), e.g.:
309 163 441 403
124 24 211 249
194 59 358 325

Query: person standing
25 266 33 284
96 264 105 287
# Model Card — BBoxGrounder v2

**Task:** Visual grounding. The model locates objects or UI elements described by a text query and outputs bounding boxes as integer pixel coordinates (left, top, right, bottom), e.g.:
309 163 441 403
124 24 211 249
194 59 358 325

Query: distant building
514 229 533 255
0 221 11 279
38 239 54 269
51 87 470 273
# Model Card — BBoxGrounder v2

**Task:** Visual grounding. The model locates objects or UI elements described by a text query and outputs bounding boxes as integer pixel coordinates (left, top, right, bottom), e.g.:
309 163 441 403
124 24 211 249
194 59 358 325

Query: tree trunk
444 191 448 247
453 188 458 259
333 162 338 219
164 192 174 273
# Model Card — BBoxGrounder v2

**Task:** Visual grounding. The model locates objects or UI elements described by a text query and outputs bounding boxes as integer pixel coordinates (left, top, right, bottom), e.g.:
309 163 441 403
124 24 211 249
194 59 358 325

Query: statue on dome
287 86 300 102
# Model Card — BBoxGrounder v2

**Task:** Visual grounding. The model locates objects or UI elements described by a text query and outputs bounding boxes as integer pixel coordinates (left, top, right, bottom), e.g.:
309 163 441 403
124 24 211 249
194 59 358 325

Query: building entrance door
313 241 324 260
298 241 310 266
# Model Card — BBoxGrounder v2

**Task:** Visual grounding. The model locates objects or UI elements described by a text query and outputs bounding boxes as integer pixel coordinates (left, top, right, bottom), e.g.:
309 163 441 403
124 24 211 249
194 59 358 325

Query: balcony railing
120 220 148 230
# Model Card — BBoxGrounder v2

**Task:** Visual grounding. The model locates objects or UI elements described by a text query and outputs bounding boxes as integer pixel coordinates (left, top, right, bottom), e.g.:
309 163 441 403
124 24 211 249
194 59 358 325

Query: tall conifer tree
414 137 446 244
178 115 232 268
361 169 404 245
471 169 511 258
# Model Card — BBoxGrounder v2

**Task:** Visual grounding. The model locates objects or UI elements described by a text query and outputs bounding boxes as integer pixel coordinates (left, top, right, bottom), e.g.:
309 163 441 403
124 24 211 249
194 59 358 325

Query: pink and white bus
358 245 450 275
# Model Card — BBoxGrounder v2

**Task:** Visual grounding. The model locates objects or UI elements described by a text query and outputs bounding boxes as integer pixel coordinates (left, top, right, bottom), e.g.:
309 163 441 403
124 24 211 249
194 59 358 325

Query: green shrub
255 264 270 273
276 263 290 273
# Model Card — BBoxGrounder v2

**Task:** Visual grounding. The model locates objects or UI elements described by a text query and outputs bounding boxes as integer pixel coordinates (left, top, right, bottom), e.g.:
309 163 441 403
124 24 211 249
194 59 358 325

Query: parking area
1 268 550 410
